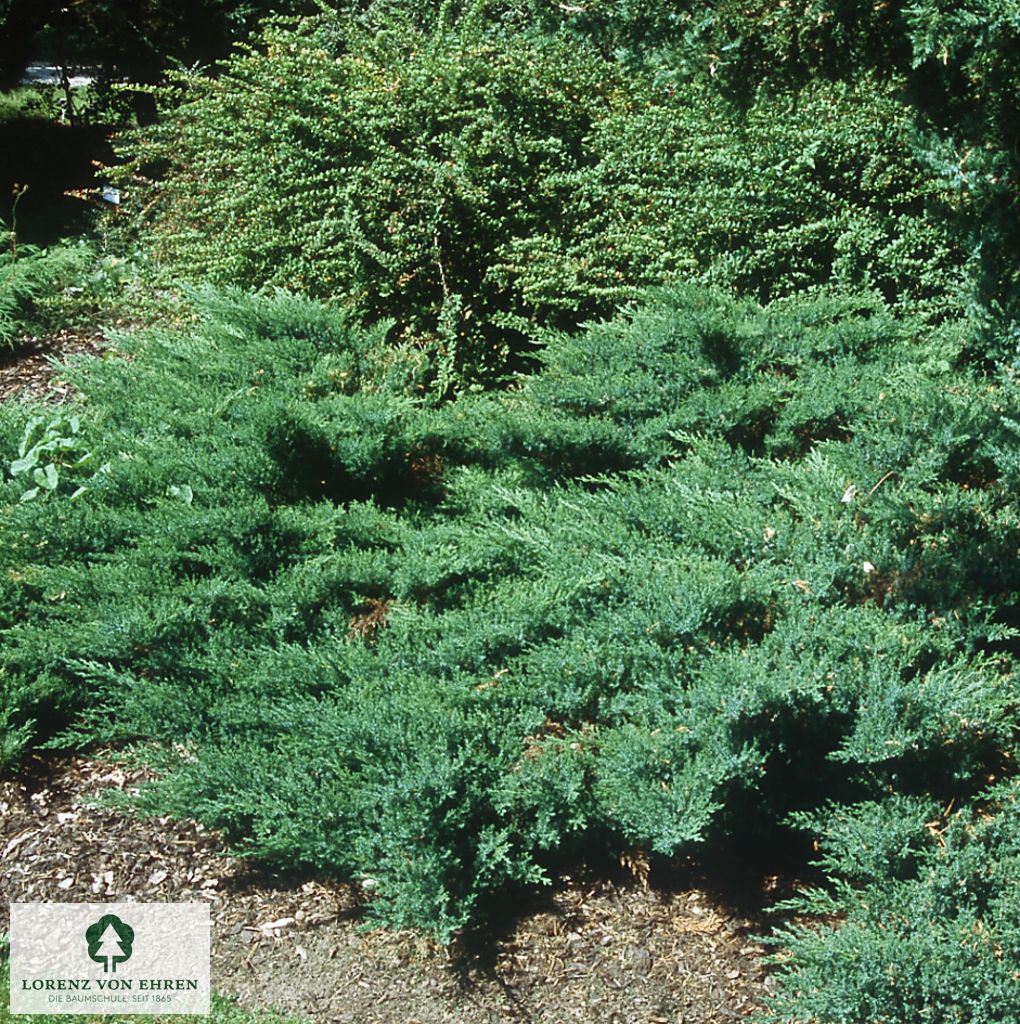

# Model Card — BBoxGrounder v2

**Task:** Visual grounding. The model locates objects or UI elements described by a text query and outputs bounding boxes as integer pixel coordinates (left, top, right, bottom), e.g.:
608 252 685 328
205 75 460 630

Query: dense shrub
503 79 962 322
2 285 1018 956
120 12 632 383
119 8 966 386
769 780 1020 1022
0 238 93 347
546 0 1020 348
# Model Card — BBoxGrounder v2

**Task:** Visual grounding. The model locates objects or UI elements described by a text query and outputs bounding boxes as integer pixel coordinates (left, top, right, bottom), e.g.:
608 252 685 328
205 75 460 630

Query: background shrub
121 11 632 384
121 7 967 387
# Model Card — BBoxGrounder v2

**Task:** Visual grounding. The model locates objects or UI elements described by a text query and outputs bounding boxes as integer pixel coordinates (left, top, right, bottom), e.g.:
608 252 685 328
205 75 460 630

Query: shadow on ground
0 753 782 1023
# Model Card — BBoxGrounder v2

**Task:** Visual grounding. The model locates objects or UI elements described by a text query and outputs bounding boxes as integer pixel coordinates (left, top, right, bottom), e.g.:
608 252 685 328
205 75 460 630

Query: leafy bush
505 78 962 322
120 7 966 387
2 284 1018 950
120 10 631 384
550 0 1020 351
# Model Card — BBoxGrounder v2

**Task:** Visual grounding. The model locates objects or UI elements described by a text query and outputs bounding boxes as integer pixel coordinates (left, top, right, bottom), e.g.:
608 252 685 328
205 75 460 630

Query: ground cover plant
3 1 1020 1021
0 236 94 346
1 282 1019 1021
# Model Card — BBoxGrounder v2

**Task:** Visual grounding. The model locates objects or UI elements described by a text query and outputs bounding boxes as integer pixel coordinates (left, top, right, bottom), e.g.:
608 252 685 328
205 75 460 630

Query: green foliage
2 284 1018 949
515 78 961 320
2 0 1018 1010
7 412 109 501
0 236 93 347
768 780 1020 1022
0 88 58 125
121 8 965 387
121 10 633 383
898 1 1020 352
520 0 1020 346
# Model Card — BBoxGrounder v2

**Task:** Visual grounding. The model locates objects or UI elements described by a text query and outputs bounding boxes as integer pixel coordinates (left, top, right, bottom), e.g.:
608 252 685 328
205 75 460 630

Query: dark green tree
0 0 318 89
85 915 135 974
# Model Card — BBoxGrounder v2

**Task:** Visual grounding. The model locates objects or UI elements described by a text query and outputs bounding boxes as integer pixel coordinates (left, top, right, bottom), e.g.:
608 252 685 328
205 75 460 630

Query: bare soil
0 329 107 403
0 755 780 1023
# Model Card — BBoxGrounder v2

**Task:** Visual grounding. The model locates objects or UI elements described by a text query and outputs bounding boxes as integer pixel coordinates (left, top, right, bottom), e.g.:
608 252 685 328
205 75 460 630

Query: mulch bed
0 754 779 1023
0 329 108 403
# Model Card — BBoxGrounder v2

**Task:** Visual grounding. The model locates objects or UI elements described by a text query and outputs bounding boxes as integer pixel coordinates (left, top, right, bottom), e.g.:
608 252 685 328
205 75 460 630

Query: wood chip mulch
0 754 779 1022
0 329 108 403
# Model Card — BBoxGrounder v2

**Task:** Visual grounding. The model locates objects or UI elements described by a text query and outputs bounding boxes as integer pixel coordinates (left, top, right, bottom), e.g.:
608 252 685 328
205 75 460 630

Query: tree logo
85 914 135 973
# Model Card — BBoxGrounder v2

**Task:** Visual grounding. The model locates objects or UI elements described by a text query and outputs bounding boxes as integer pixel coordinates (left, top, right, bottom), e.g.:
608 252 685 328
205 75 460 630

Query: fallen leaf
258 917 296 933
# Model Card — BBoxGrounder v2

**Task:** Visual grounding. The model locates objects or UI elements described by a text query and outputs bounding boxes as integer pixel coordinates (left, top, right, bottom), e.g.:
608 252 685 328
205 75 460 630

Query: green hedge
118 9 965 386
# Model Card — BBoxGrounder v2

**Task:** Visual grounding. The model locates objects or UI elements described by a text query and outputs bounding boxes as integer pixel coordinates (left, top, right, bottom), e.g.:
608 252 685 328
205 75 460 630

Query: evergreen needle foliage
4 2 1020 1019
0 238 92 348
2 286 1018 1006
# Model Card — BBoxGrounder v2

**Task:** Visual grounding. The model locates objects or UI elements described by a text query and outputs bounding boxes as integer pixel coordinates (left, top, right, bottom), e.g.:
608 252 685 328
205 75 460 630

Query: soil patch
0 328 107 402
1 755 777 1022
